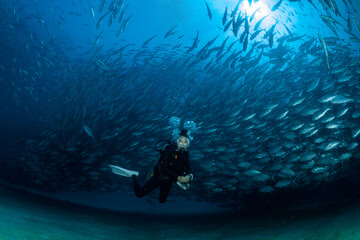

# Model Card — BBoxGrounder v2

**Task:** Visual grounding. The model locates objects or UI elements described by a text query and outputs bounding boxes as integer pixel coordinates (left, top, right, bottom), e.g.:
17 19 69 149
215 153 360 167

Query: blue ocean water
0 0 360 238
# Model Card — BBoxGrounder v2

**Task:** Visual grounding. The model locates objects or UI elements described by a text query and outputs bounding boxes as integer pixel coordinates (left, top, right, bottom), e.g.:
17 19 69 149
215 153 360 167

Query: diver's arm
184 154 191 174
162 164 190 182
181 152 192 177
176 153 192 183
162 164 179 180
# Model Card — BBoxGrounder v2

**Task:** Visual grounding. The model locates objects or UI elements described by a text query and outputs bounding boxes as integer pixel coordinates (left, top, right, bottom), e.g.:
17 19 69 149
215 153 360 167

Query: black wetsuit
132 143 191 203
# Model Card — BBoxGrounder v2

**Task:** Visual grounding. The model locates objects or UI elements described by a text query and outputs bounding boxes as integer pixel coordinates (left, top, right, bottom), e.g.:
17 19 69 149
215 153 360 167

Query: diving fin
109 165 139 177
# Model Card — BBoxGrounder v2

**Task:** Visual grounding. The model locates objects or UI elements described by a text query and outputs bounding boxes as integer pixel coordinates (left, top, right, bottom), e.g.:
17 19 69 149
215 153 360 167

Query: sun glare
240 0 270 21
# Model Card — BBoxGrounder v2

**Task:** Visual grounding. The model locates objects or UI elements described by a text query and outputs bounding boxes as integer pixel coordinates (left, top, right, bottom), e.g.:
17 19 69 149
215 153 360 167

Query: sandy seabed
0 184 359 240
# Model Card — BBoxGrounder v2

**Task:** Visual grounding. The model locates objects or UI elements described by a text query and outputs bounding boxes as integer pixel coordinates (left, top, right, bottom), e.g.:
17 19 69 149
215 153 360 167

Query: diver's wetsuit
132 143 191 203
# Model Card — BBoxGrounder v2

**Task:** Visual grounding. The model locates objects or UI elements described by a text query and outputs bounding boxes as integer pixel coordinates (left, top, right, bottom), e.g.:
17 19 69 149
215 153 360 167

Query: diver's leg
159 180 172 203
132 175 161 198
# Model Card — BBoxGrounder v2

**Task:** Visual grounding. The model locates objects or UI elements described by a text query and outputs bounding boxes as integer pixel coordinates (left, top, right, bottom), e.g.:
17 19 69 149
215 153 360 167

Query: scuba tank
146 140 171 180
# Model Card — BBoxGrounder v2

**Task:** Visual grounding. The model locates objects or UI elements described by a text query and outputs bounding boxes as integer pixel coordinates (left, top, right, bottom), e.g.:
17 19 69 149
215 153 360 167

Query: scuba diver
109 129 193 203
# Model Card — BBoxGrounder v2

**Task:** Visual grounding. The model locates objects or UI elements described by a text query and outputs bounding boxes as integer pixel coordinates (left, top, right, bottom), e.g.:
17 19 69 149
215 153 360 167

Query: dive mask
177 136 190 148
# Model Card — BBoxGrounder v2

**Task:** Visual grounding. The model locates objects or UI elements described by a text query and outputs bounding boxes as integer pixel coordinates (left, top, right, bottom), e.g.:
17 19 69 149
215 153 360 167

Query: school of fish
0 0 359 208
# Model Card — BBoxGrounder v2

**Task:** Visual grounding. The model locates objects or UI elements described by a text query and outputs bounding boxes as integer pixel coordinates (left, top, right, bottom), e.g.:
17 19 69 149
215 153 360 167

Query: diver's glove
177 174 192 183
